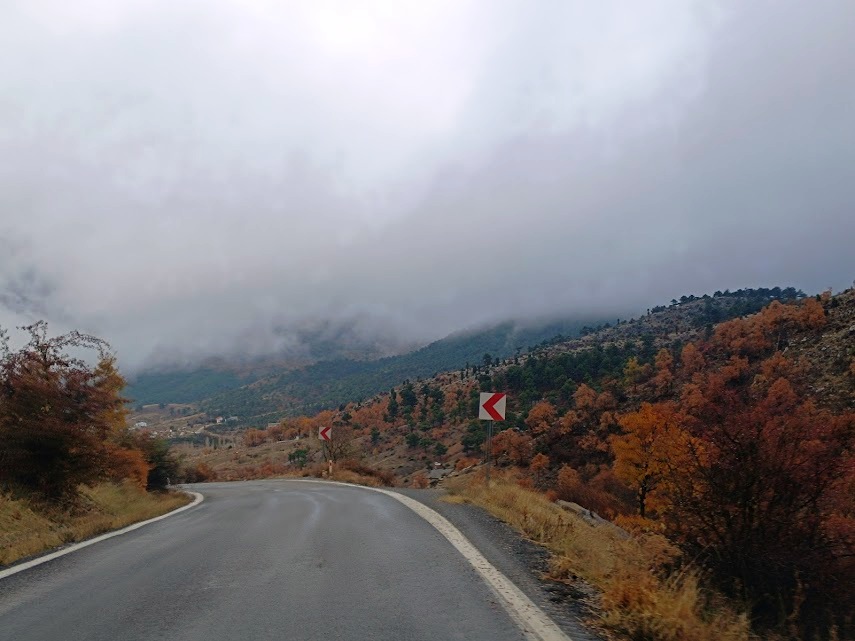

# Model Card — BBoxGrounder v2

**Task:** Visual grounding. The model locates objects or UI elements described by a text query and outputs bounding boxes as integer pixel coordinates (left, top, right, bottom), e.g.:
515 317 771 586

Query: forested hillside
132 317 603 421
126 367 248 408
130 287 804 419
198 288 806 423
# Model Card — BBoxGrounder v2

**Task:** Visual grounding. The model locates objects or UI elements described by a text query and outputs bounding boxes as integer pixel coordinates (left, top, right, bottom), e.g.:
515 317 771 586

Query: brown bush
555 465 629 519
455 456 480 471
339 459 396 486
411 473 430 489
303 462 327 478
516 476 534 490
105 446 151 490
184 462 215 483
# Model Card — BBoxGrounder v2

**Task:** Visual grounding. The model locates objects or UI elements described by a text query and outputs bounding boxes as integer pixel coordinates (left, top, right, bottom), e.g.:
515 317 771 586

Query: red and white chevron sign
479 392 507 421
319 426 332 441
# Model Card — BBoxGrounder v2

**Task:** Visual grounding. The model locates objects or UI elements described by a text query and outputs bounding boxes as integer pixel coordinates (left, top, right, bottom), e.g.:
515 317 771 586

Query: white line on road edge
376 488 573 641
295 480 572 641
0 491 204 581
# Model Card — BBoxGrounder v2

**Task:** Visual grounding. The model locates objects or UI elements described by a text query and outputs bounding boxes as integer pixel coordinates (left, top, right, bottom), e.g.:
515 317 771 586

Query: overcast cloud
1 0 853 370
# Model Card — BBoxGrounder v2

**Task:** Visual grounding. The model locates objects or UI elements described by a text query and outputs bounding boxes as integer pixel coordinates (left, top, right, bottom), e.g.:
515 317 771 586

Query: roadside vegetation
0 482 189 566
446 472 752 641
0 322 188 567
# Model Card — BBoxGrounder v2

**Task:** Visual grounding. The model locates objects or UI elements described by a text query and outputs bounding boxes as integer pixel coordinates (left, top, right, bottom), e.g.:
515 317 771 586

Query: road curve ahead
0 480 531 641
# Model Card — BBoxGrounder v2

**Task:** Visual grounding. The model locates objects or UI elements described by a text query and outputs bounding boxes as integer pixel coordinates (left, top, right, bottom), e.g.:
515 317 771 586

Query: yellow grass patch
0 483 191 567
445 472 754 641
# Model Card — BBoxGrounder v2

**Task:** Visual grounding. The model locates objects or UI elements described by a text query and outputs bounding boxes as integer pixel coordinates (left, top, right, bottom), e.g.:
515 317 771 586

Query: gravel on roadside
395 486 607 641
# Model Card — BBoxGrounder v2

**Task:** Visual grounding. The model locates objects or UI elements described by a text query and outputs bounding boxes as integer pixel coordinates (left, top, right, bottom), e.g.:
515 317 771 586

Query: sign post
319 426 332 476
479 393 506 487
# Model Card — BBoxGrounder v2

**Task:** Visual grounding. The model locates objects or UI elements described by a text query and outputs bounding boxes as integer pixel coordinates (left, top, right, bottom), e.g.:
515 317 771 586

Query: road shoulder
395 487 605 641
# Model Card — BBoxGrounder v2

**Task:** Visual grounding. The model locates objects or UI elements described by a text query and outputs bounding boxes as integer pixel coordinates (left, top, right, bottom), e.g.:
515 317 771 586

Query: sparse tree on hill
322 424 354 463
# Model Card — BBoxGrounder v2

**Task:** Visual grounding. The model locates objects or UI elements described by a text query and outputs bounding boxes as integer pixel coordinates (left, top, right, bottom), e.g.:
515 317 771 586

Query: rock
556 500 630 539
428 467 454 487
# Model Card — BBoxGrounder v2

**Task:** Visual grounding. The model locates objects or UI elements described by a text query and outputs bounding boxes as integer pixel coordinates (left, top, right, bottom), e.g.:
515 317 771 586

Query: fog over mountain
1 0 853 371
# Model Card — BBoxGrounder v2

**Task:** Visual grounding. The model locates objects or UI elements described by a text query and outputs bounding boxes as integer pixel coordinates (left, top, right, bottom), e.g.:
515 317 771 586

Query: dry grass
0 482 191 567
445 472 755 641
294 460 396 487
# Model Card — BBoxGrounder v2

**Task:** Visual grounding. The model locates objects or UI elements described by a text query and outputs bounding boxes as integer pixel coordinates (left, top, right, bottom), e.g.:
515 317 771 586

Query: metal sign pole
486 419 493 487
479 392 505 488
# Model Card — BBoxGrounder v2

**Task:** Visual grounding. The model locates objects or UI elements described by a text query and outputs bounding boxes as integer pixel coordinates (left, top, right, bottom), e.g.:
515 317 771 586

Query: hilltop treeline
193 318 598 422
157 287 806 423
0 323 177 503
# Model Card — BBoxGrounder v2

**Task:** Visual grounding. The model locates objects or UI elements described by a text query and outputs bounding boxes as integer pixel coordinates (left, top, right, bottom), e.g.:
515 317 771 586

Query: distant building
133 421 148 428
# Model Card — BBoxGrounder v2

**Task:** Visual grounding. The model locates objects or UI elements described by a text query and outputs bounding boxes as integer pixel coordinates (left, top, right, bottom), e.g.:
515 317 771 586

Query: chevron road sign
479 392 506 421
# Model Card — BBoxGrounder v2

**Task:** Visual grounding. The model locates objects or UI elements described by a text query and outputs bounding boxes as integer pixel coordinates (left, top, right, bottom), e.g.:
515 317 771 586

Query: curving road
0 480 535 641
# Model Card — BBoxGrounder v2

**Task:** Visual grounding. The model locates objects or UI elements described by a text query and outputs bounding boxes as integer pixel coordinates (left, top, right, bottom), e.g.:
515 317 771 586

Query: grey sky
1 0 853 370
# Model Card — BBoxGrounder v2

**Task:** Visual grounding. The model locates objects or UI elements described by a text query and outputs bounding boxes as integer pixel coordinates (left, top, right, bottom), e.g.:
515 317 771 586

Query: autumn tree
612 402 684 518
623 357 651 393
530 453 550 484
268 422 287 441
556 410 577 436
491 429 533 465
244 429 268 447
650 348 674 396
117 431 180 490
680 342 705 375
105 446 150 490
0 323 126 501
667 353 854 633
573 383 597 413
322 424 354 463
525 400 556 435
91 356 157 489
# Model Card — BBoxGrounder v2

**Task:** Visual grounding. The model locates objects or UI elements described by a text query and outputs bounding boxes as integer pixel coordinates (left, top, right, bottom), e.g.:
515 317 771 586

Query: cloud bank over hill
1 0 853 369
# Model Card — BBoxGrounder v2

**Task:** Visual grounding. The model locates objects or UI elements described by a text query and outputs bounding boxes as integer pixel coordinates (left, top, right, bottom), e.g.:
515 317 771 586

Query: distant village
128 405 250 445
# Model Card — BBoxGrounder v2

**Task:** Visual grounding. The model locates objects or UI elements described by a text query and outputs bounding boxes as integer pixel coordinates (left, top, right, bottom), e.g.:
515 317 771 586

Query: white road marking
295 480 573 641
0 491 204 581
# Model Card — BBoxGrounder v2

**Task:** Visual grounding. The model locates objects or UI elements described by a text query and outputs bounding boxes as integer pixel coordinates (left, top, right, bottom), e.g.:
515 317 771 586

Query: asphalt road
0 480 532 641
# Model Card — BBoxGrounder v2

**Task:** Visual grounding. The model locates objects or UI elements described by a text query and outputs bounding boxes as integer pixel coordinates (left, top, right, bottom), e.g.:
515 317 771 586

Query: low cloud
1 1 852 370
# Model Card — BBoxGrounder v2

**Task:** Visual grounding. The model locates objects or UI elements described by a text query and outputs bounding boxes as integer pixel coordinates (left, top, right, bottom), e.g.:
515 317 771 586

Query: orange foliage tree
491 429 534 466
244 429 268 447
680 342 705 375
530 452 550 484
612 401 684 518
573 383 597 413
623 356 651 393
666 351 854 632
525 400 556 435
650 348 674 397
105 446 151 490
